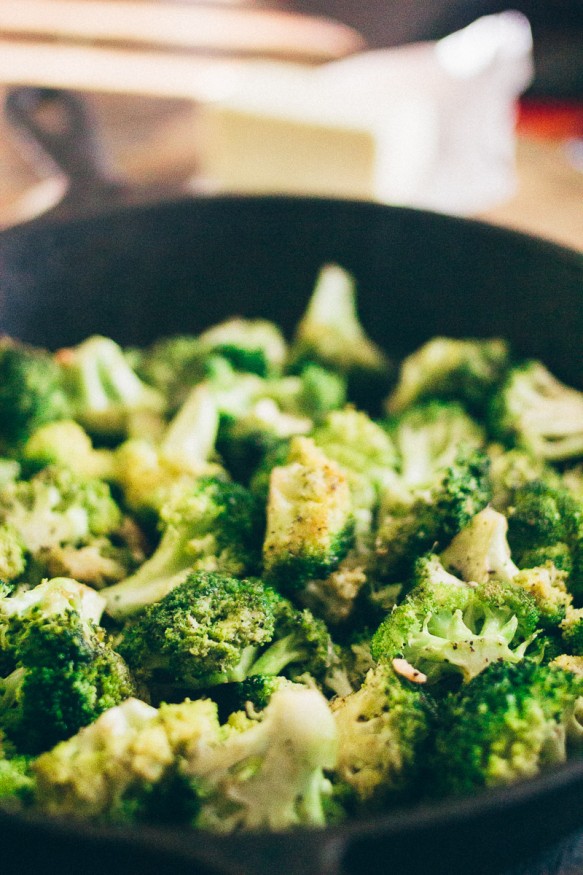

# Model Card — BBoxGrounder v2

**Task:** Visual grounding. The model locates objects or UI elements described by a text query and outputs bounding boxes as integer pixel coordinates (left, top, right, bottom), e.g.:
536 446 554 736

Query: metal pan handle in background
4 86 134 220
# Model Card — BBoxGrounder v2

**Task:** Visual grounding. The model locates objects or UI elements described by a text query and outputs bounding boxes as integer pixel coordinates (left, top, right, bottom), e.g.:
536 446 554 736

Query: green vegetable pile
1 263 583 831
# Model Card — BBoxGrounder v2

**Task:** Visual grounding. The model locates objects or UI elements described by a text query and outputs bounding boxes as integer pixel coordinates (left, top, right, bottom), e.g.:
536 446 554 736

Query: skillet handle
4 87 127 217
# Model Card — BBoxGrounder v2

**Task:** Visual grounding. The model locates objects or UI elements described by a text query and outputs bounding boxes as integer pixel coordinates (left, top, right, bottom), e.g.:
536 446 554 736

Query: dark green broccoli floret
0 591 134 754
57 335 165 439
429 661 583 796
371 555 540 684
104 476 264 619
375 447 492 582
506 481 583 601
386 337 509 416
331 662 430 807
489 361 583 461
0 338 70 451
262 437 355 595
118 572 334 693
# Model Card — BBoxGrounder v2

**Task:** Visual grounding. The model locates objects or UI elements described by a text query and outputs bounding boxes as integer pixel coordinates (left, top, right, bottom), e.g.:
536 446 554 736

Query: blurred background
0 0 581 248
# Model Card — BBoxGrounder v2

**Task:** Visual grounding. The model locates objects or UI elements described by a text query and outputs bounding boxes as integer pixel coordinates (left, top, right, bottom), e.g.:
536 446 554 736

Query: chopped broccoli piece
134 334 206 412
263 437 354 594
440 507 520 585
57 335 165 439
301 551 370 627
104 477 263 618
22 420 115 480
185 685 338 832
0 338 70 451
489 361 583 461
386 337 509 416
506 481 583 601
0 579 134 753
375 448 492 582
197 317 287 378
288 264 390 408
0 525 26 590
118 572 334 693
38 538 142 590
429 661 583 796
0 466 123 562
331 663 430 807
513 564 571 629
385 401 485 491
33 697 207 822
0 753 34 810
371 556 540 683
487 444 562 511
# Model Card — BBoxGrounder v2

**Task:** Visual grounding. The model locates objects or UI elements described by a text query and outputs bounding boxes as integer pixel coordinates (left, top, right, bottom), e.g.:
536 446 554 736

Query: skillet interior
0 195 581 875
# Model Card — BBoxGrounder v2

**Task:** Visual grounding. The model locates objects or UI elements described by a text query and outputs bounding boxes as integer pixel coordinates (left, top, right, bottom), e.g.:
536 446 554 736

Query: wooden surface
0 91 581 250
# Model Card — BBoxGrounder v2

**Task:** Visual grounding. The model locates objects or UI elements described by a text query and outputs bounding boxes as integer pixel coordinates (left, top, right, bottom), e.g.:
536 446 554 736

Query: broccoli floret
217 398 311 486
560 604 583 655
0 338 70 451
118 572 334 693
21 420 116 481
263 437 354 595
197 318 287 378
564 464 583 502
440 507 520 585
57 335 165 439
386 337 509 416
429 661 583 796
118 573 276 691
371 556 540 684
487 444 561 511
38 538 142 590
291 364 347 421
0 752 34 810
32 697 208 822
134 334 206 412
311 408 398 540
506 482 583 601
0 525 26 590
0 467 123 567
513 564 571 629
375 448 492 582
385 401 485 491
331 662 430 807
185 685 338 832
104 477 263 619
300 551 370 627
489 361 583 461
0 579 134 753
288 264 390 406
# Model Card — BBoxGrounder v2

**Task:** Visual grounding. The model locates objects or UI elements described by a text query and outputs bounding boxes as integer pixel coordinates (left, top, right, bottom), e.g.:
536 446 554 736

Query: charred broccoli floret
104 477 263 618
371 555 540 684
263 437 354 595
489 361 583 461
386 337 509 416
331 662 430 807
429 660 583 796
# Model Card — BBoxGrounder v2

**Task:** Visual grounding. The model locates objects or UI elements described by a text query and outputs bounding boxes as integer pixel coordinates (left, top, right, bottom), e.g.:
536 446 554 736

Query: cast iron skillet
0 89 582 875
